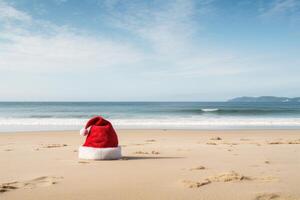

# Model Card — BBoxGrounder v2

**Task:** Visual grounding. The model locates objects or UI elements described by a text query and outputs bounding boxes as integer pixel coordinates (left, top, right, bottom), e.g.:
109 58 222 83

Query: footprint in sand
255 193 281 200
209 171 276 183
151 151 160 155
134 151 160 155
134 151 149 154
0 176 63 193
42 144 68 148
254 193 297 200
183 171 251 188
145 139 156 142
287 140 300 144
23 176 63 188
4 149 13 151
182 179 211 188
131 143 147 146
210 137 222 141
189 166 206 171
183 171 277 189
78 161 90 164
206 142 217 145
268 139 300 145
209 171 252 182
222 142 239 146
268 141 285 145
240 138 251 141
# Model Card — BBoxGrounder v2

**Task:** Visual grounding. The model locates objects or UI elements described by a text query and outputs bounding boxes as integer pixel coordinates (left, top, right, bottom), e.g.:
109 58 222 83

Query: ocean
1 102 300 132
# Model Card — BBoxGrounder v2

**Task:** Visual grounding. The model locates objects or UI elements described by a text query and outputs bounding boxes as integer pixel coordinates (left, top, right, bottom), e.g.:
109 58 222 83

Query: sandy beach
1 129 300 200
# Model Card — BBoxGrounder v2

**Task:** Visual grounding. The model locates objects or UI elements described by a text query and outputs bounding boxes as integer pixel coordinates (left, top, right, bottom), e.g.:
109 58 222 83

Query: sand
1 129 300 200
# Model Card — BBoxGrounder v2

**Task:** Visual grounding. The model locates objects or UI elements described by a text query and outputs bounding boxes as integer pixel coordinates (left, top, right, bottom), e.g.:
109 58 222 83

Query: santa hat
78 116 121 160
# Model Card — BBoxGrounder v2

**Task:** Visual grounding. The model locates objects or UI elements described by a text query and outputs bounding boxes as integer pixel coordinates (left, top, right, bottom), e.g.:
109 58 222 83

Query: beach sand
1 129 300 200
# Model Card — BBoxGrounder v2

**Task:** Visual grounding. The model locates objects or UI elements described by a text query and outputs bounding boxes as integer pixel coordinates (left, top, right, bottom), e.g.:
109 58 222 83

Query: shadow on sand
121 156 184 160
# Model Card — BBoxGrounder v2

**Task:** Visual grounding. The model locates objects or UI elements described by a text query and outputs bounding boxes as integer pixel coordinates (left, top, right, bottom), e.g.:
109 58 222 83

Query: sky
0 0 299 101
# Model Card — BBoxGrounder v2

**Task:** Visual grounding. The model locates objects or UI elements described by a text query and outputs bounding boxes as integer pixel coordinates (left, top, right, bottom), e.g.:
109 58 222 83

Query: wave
178 108 300 115
29 114 92 118
209 109 299 114
201 108 219 112
1 117 300 129
29 115 54 118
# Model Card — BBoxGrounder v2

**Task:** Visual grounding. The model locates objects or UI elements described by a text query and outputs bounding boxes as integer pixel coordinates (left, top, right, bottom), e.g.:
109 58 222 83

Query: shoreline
1 127 300 134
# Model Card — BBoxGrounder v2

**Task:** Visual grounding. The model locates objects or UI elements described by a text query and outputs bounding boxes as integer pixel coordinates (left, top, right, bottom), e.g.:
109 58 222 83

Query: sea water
0 102 300 131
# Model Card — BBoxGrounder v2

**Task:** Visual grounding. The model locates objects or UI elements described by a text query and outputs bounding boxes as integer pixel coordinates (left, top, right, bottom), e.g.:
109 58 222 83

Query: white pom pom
80 128 88 136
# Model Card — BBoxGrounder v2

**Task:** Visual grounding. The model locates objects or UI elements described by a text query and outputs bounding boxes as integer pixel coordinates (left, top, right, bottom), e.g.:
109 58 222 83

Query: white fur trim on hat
78 146 122 160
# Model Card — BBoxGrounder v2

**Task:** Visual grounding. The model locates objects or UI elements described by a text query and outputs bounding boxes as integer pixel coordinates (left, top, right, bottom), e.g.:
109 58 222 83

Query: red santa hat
78 116 121 160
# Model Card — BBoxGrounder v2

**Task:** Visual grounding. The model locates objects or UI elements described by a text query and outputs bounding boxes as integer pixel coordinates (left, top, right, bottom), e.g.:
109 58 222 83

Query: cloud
0 1 143 73
104 0 199 55
0 1 31 22
0 33 142 72
259 0 300 19
100 0 245 77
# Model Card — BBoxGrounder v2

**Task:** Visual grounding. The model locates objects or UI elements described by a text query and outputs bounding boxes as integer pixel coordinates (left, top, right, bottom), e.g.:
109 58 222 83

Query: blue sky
0 0 299 101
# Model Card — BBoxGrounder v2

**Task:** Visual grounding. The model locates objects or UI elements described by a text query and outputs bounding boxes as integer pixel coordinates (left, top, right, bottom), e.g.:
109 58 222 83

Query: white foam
0 118 86 126
1 117 300 131
201 108 219 112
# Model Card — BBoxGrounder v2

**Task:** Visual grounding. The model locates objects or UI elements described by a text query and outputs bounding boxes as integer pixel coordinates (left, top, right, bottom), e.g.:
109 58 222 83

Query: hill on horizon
228 96 300 103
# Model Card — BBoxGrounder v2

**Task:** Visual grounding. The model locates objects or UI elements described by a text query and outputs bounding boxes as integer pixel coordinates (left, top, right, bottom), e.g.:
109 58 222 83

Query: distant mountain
228 96 300 103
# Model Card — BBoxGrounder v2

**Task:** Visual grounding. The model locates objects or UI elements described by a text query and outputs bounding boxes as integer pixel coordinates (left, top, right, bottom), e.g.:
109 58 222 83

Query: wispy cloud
0 33 142 72
103 0 198 55
0 0 142 73
0 1 31 22
259 0 300 19
100 0 243 77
